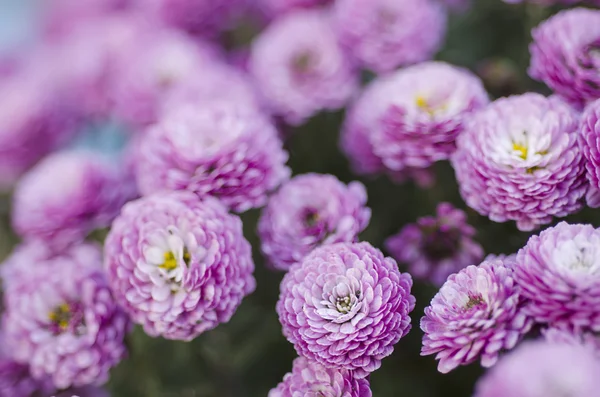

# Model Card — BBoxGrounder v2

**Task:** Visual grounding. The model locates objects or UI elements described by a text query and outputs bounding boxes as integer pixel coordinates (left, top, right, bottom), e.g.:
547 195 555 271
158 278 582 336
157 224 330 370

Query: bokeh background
0 0 595 396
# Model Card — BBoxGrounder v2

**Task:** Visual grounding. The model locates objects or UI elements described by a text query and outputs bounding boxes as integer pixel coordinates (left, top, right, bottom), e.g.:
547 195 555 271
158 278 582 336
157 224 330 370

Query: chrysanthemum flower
104 192 256 340
514 222 600 330
385 202 483 285
249 9 358 125
269 356 372 397
421 259 532 373
258 173 371 271
277 242 415 378
542 326 600 356
452 93 586 231
529 8 600 108
333 0 447 73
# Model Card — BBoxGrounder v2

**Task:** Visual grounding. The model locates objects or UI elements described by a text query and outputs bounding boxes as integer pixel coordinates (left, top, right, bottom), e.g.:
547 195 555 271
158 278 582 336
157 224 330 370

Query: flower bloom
452 93 586 231
514 222 600 330
542 326 600 356
333 0 447 73
249 9 358 125
269 356 372 397
12 150 136 250
277 242 415 378
2 243 129 390
421 259 532 373
104 192 256 340
257 0 332 18
0 358 49 397
529 8 600 108
473 340 600 397
258 173 371 271
385 202 484 285
135 100 289 212
578 98 600 207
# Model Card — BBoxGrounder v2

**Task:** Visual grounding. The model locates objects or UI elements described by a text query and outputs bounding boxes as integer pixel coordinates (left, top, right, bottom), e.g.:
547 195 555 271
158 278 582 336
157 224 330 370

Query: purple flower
257 0 332 18
333 0 447 73
452 93 586 231
542 326 600 356
0 359 49 397
269 356 372 397
135 100 289 212
2 243 129 390
421 259 532 373
529 8 600 108
277 242 415 378
104 192 256 340
258 174 371 271
473 339 600 397
249 9 358 126
579 99 600 208
514 222 600 330
385 202 484 285
12 150 136 250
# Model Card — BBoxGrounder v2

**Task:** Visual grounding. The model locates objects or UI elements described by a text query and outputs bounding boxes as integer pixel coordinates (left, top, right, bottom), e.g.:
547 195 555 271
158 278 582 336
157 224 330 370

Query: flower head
333 0 447 73
249 9 358 125
542 326 600 356
104 192 256 340
135 100 289 212
277 242 415 378
452 93 586 231
529 8 600 108
269 356 372 397
385 202 484 285
514 222 600 329
258 174 371 271
257 0 332 18
421 259 532 373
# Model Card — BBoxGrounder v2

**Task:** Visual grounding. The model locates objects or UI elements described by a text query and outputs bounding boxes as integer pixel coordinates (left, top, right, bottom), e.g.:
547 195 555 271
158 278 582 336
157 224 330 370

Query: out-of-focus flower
268 356 372 397
579 99 600 208
12 150 136 250
258 174 371 271
104 192 256 341
249 9 358 126
2 243 129 390
0 358 49 397
333 0 446 73
473 339 600 397
277 242 415 378
504 0 600 5
385 202 484 285
256 0 332 19
452 93 586 231
542 326 600 356
421 259 532 373
529 8 600 108
136 100 289 212
514 222 600 329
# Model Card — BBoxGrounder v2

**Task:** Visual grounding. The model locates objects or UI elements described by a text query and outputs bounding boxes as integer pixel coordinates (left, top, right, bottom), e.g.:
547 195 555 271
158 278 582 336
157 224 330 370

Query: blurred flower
277 242 415 378
258 173 371 271
579 99 600 208
542 326 600 356
269 356 372 397
333 0 446 73
473 339 600 397
0 358 49 397
385 202 484 285
421 259 532 373
104 192 256 340
249 9 358 125
256 0 331 19
2 243 129 390
514 222 600 329
529 8 600 108
135 100 289 212
452 93 586 231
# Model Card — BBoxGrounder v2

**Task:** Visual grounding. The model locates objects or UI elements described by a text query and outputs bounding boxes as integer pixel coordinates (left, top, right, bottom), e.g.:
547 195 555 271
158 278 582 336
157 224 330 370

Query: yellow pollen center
512 142 528 160
160 251 178 271
415 95 446 116
49 303 72 330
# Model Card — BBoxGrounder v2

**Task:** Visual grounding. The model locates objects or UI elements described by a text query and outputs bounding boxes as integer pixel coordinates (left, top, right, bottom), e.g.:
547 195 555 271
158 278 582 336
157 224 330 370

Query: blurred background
0 0 594 396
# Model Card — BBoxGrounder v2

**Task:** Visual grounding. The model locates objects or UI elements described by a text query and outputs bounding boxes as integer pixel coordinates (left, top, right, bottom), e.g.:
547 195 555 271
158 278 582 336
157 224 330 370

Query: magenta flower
2 243 129 390
258 174 371 271
421 259 532 373
473 339 600 397
104 192 256 341
277 242 415 378
269 356 372 397
385 202 484 285
542 326 600 356
514 222 600 330
257 0 332 18
0 359 49 397
12 150 136 250
333 0 447 73
579 98 600 208
249 9 358 126
135 100 289 212
529 8 600 108
452 93 586 231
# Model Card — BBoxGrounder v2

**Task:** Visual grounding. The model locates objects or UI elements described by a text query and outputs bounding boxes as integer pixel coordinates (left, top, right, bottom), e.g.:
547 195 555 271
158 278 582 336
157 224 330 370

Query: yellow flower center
415 95 446 116
512 142 528 160
48 303 72 331
159 250 191 271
